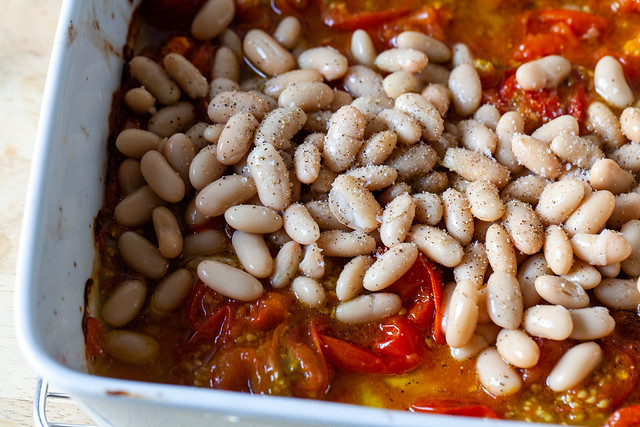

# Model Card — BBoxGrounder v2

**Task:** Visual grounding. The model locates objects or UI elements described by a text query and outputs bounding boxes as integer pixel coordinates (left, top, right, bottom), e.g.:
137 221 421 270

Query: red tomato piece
249 292 293 331
373 317 423 360
605 404 640 427
537 9 608 36
285 324 330 398
410 398 500 419
84 317 106 360
189 304 233 344
319 333 387 374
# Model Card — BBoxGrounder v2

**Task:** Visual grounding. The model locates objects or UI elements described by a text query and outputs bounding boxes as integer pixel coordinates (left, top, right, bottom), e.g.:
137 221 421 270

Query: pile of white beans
102 0 640 400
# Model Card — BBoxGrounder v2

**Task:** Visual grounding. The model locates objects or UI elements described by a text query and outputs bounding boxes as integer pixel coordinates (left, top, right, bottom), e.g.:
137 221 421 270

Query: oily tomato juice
87 0 640 425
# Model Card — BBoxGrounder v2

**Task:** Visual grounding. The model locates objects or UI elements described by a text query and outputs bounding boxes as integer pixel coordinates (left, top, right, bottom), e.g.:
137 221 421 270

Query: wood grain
0 0 94 424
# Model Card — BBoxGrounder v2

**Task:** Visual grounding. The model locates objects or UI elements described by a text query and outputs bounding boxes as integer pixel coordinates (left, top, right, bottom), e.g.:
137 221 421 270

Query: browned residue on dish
67 20 77 46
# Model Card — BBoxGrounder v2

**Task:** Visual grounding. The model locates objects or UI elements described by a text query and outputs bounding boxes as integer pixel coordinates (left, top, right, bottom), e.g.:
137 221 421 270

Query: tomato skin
320 3 409 30
285 323 330 398
411 399 500 419
249 292 293 331
189 304 233 344
605 404 640 427
84 317 106 359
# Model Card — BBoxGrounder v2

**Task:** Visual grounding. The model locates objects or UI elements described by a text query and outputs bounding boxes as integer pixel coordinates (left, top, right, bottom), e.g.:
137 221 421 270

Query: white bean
543 225 573 275
102 280 147 327
534 275 589 309
270 241 303 289
248 144 292 211
163 53 208 99
243 29 295 77
465 180 504 222
496 329 540 369
620 107 640 143
536 179 585 225
571 229 632 265
374 48 428 73
329 174 382 233
363 243 418 291
442 148 510 189
594 56 634 108
485 224 518 276
523 304 573 340
561 260 602 290
453 242 488 288
594 278 640 310
118 231 168 279
408 224 464 267
351 29 376 67
299 243 325 279
448 63 482 116
503 200 544 255
335 293 402 323
196 174 257 217
198 259 263 301
511 134 562 179
129 56 180 105
336 255 374 301
564 190 615 235
225 205 283 234
149 269 193 317
292 276 326 307
547 342 602 392
380 193 415 247
396 31 451 63
446 279 479 348
486 271 523 329
515 55 571 90
442 188 474 246
299 47 349 81
476 348 522 397
569 307 615 340
191 0 234 40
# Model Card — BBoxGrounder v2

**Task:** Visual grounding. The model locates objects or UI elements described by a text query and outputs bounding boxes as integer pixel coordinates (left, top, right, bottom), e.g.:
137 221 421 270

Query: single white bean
523 304 573 340
408 224 464 267
335 293 402 323
571 229 632 266
363 243 418 291
292 276 326 307
569 307 616 340
594 56 634 108
476 348 522 397
547 342 602 392
496 329 540 369
534 275 589 309
224 205 283 234
544 225 573 275
446 279 479 348
336 255 374 301
594 278 640 310
197 259 264 301
270 241 303 289
486 271 523 329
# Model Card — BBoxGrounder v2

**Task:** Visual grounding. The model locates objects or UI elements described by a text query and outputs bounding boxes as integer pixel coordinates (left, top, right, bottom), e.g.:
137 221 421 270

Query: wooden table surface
0 0 94 425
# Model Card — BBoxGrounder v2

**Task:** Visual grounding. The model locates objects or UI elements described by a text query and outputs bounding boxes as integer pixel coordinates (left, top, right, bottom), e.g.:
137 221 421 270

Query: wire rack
34 378 99 427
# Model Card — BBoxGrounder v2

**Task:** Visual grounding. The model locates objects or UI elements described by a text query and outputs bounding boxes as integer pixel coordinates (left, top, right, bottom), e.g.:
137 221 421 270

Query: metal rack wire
34 378 98 427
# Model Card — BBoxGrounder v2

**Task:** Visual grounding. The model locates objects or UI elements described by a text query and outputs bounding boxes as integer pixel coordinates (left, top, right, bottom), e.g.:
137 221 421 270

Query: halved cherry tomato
410 398 500 419
318 333 387 374
84 317 106 359
249 292 293 331
285 322 330 398
605 404 640 427
189 303 233 344
184 280 223 331
321 3 409 30
536 9 608 36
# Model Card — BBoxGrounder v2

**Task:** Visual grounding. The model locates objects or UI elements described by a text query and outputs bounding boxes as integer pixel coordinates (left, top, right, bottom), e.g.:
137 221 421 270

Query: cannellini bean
476 348 522 397
408 224 464 267
363 243 418 292
589 158 635 195
149 269 193 316
129 56 180 105
350 29 376 67
383 71 421 99
417 62 450 85
598 262 621 278
495 112 524 173
191 0 234 39
523 304 573 340
564 190 615 235
543 225 573 275
379 182 410 206
115 129 161 158
316 230 376 257
413 171 448 194
196 174 257 217
380 193 415 247
356 130 397 166
225 205 283 234
292 276 325 307
198 259 263 301
457 119 497 155
243 29 295 77
594 56 634 108
501 175 549 207
421 84 451 116
105 330 159 365
248 144 291 211
518 254 550 308
329 174 382 233
118 158 145 196
374 48 428 73
255 107 306 150
486 271 523 329
608 193 640 229
212 47 240 82
209 77 240 98
448 63 482 116
118 231 168 279
453 242 488 288
536 180 585 225
189 145 227 191
208 91 270 123
273 16 301 49
336 255 374 301
114 185 166 227
452 43 473 66
264 69 323 98
594 278 640 310
299 243 325 279
569 307 615 340
561 260 602 290
585 101 625 150
163 53 208 99
152 207 183 259
323 105 366 172
278 82 335 112
511 134 562 179
386 144 438 182
305 200 349 231
620 107 640 143
346 165 398 191
298 47 348 81
465 181 504 222
534 275 589 309
203 123 224 143
268 240 302 289
515 55 571 90
216 112 259 165
571 229 631 265
394 93 444 142
148 102 196 137
547 342 602 392
473 104 501 130
442 188 474 246
282 204 320 245
451 335 489 362
343 66 386 98
496 329 540 369
532 115 579 143
310 167 337 194
621 220 640 276
124 87 156 114
184 197 210 229
446 279 479 348
503 200 543 255
374 109 422 146
550 132 604 169
231 231 273 279
396 31 451 63
485 224 518 276
294 143 321 184
102 280 147 327
335 293 402 323
442 148 510 189
412 192 443 225
609 143 640 173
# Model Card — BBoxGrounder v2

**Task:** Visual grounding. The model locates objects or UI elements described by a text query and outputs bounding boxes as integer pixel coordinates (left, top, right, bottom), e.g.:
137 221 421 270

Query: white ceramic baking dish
15 1 544 425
